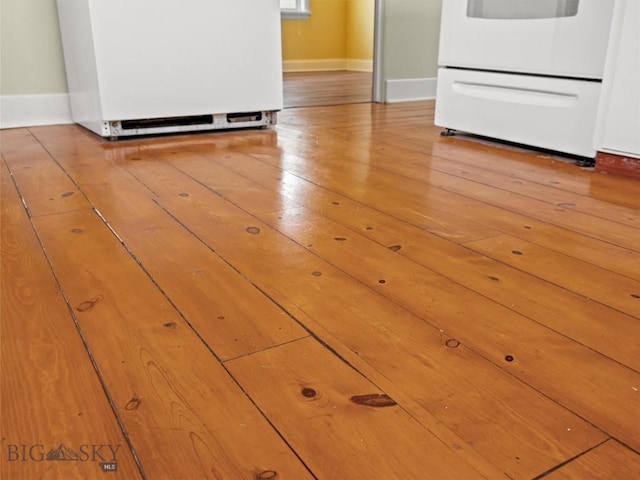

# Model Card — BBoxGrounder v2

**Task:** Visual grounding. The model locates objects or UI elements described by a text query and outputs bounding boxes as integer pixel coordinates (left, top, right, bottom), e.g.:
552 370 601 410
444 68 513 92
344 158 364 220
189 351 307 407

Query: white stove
435 0 616 159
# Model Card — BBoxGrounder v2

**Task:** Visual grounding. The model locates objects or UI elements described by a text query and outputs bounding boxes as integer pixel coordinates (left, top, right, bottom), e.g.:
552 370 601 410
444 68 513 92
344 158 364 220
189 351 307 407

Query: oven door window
467 0 579 19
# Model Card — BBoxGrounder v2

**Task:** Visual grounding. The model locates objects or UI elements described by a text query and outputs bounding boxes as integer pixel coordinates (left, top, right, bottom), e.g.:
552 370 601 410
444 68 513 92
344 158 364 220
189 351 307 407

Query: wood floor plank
80 166 309 361
332 127 640 228
152 150 297 215
274 123 640 259
233 135 640 279
4 130 310 361
284 70 372 108
329 109 638 208
206 147 640 282
380 129 640 210
240 301 510 480
418 169 640 252
543 440 640 480
29 125 508 479
30 209 314 480
177 153 640 371
206 149 501 244
464 234 640 319
1 160 142 480
423 153 640 228
1 129 90 216
226 337 488 479
14 87 640 479
127 163 608 479
253 207 640 450
278 106 638 206
323 200 640 370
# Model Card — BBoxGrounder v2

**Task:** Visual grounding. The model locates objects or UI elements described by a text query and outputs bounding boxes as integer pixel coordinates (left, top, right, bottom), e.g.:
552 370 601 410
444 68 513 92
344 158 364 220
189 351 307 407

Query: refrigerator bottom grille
121 114 215 130
102 111 277 139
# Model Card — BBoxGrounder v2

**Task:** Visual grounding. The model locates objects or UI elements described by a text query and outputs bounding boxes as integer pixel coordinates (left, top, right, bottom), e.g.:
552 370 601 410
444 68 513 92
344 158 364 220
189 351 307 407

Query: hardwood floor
283 70 372 107
2 96 640 479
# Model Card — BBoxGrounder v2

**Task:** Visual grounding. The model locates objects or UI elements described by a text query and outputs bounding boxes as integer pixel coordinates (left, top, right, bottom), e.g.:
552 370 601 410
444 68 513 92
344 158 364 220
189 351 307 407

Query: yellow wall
346 0 375 61
282 0 347 61
281 0 374 68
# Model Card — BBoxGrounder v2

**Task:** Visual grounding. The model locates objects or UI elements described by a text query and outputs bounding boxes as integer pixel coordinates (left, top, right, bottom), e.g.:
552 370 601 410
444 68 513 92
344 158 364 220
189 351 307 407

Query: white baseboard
346 59 374 72
283 58 373 73
0 94 73 129
385 78 437 103
283 59 348 72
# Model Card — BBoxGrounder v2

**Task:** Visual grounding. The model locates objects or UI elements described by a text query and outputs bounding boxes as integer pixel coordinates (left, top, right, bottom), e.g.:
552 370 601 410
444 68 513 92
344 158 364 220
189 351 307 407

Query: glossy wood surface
2 82 639 479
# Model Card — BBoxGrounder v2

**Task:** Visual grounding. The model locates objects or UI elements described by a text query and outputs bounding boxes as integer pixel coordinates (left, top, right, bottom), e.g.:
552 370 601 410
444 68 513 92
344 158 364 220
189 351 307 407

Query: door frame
373 0 384 102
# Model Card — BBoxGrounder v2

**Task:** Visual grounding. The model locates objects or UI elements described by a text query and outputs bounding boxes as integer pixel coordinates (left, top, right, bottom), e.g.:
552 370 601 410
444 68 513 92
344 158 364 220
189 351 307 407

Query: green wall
381 0 442 79
0 0 68 95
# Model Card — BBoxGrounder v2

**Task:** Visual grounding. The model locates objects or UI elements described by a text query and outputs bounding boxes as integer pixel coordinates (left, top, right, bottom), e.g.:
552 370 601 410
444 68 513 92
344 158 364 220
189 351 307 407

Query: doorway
281 0 381 108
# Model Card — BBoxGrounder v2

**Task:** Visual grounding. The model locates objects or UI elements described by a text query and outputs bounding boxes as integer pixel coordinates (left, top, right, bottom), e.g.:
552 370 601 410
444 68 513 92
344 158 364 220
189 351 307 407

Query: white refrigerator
56 0 283 139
